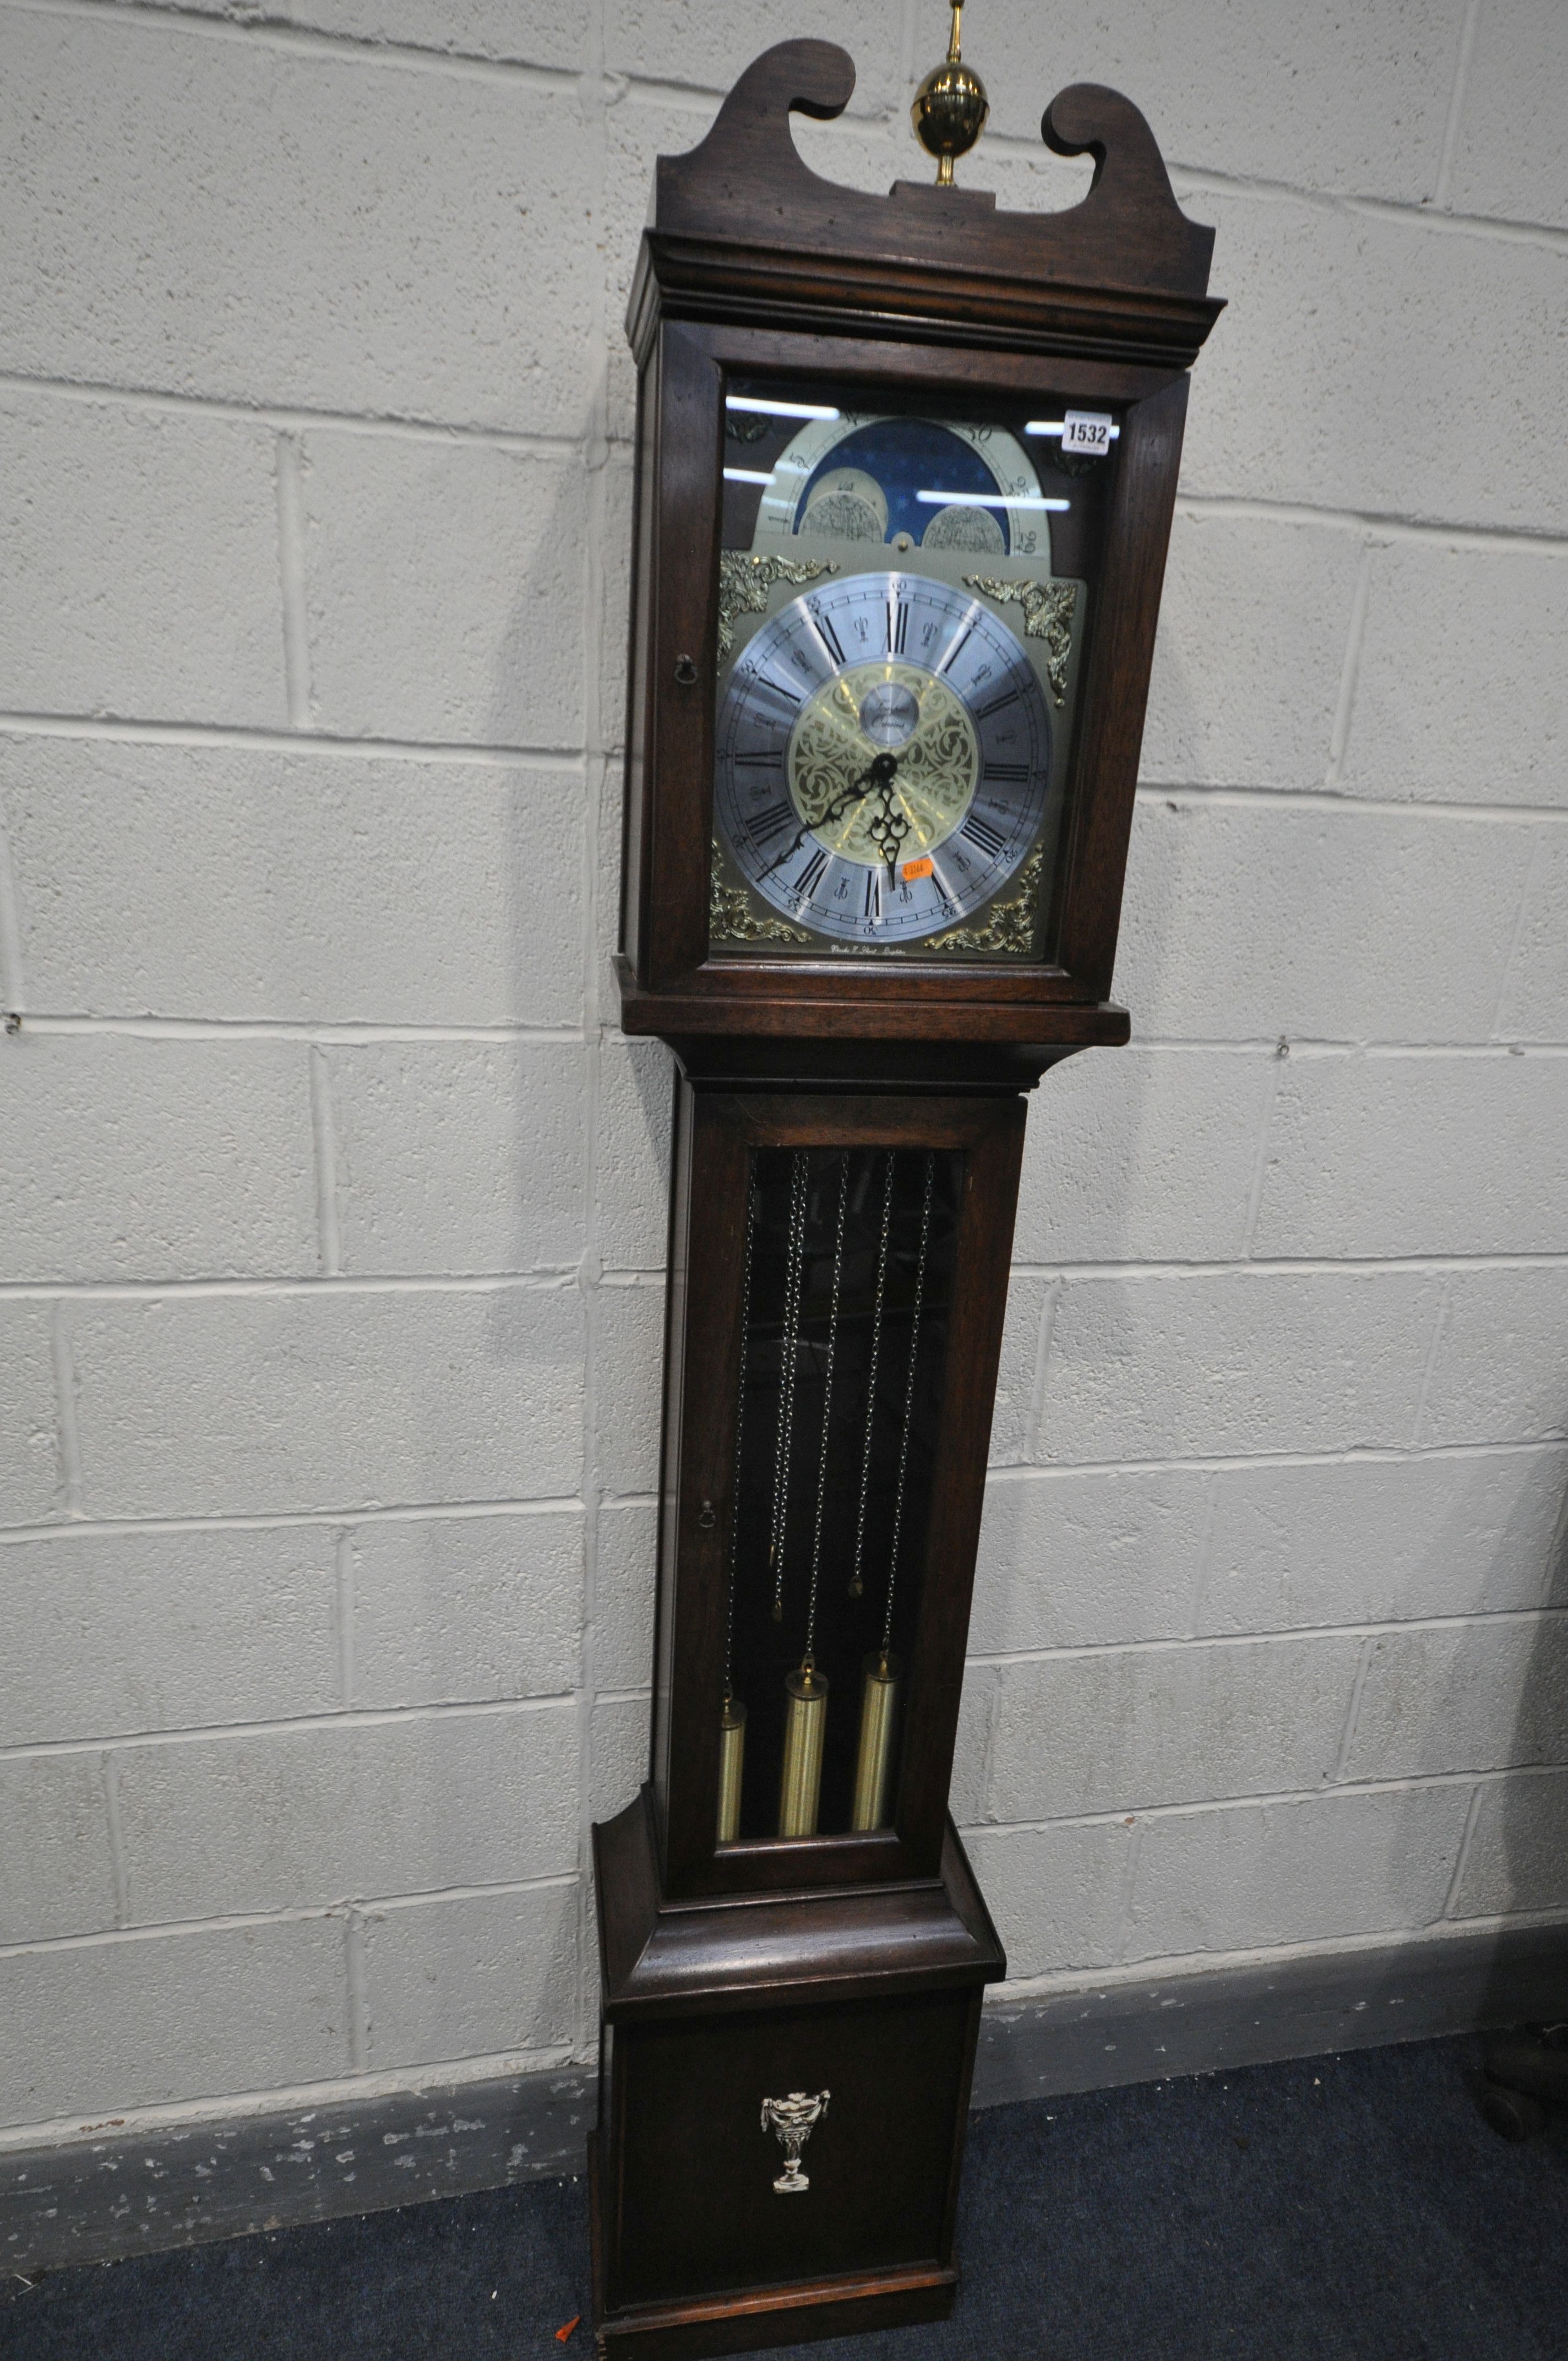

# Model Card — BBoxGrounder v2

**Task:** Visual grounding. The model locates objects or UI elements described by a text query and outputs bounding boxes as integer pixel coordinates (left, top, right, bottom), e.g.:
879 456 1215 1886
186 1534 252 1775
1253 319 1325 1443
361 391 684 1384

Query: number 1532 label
1062 410 1115 455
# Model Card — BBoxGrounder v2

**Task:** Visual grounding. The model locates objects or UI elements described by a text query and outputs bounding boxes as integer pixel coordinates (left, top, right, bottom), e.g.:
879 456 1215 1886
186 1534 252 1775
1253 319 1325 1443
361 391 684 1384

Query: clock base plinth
590 2137 957 2361
590 1790 1003 2361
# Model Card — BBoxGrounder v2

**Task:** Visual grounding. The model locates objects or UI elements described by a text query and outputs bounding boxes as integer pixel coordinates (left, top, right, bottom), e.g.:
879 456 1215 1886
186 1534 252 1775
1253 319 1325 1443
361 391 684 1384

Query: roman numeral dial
714 569 1060 950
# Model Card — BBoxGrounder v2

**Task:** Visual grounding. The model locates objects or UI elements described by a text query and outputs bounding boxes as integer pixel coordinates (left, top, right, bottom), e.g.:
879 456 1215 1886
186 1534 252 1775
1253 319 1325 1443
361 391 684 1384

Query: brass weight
778 1661 829 1838
716 1693 747 1844
850 1652 901 1831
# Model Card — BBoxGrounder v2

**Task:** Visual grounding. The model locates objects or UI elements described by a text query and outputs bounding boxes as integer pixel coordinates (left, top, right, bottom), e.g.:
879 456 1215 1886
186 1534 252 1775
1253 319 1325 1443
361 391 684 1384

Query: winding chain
883 1152 936 1657
803 1152 850 1666
849 1154 897 1600
769 1151 810 1625
723 1180 759 1700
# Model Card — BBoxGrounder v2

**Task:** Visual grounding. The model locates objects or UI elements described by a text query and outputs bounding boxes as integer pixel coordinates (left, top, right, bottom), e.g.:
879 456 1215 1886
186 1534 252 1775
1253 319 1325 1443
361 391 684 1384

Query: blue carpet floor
5 2037 1567 2359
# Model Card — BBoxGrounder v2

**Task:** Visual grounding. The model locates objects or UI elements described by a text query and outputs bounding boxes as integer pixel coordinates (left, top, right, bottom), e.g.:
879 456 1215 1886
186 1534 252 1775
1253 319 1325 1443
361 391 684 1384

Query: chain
723 1178 760 1700
769 1150 809 1625
803 1152 850 1666
849 1154 896 1600
882 1151 935 1658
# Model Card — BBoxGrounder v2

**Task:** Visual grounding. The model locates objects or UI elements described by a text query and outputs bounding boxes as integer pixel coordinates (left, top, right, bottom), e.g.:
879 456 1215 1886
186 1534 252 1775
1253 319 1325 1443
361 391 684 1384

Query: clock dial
750 413 1051 565
715 571 1050 946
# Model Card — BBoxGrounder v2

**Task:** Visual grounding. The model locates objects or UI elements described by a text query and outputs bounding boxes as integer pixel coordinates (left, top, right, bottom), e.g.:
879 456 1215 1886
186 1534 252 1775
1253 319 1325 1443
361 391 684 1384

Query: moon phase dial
715 572 1052 949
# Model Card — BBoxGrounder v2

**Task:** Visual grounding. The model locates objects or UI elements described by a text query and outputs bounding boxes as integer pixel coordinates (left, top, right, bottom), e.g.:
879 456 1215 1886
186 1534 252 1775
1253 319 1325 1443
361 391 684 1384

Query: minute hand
759 751 898 878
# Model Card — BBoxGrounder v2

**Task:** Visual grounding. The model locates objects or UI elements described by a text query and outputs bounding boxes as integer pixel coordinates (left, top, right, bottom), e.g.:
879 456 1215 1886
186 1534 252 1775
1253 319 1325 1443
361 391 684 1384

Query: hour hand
759 752 897 875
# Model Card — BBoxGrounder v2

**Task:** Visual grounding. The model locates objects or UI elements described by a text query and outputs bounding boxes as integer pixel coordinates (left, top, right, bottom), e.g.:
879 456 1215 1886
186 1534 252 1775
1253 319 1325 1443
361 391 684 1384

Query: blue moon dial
750 414 1049 564
714 572 1050 947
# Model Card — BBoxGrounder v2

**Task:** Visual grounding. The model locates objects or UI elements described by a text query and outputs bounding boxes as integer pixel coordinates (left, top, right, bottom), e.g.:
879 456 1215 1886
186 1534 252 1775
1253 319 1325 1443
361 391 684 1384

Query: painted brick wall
2 0 1565 2147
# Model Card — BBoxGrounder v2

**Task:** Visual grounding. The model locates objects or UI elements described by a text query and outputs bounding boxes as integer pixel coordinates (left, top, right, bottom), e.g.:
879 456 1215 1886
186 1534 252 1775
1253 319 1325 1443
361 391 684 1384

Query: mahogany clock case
594 38 1222 2361
646 1082 1027 1902
591 1791 1004 2361
616 39 1222 1054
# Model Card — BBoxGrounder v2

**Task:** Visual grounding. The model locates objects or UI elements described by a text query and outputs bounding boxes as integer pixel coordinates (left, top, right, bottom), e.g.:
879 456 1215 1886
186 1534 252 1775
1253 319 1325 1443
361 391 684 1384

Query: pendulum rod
852 1150 936 1832
778 1152 847 1838
848 1153 896 1601
717 1178 759 1845
769 1151 809 1626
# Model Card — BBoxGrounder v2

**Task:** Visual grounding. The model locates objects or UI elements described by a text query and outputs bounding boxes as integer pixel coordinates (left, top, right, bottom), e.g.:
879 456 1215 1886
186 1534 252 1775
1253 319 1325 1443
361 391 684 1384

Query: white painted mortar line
1433 0 1483 212
308 1046 343 1277
0 1269 586 1299
1025 1276 1063 1461
979 1438 1568 1482
1182 1471 1223 1640
1113 1816 1146 1966
0 808 25 1011
1323 541 1374 790
47 1302 84 1519
967 1764 1568 1842
1007 1252 1568 1280
1330 1634 1377 1782
1240 1043 1286 1255
11 1016 1566 1052
1171 495 1568 556
1411 1273 1453 1449
12 0 586 91
1440 1783 1485 1919
0 711 590 766
0 1495 591 1544
0 1874 581 1963
975 1666 1003 1827
1490 829 1545 1042
274 432 313 729
7 1018 592 1043
990 1907 1568 2010
1139 782 1568 822
0 1695 580 1763
102 1749 129 1929
0 369 598 457
334 1531 355 1713
344 1907 369 2073
967 1605 1568 1671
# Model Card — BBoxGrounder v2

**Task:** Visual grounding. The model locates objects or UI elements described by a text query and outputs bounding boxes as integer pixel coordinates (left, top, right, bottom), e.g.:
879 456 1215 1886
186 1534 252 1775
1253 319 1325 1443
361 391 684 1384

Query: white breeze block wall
1 0 1565 2144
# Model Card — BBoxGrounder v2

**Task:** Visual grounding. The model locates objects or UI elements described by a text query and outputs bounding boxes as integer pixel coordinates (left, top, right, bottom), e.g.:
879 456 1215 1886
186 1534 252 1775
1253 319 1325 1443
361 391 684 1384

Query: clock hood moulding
628 39 1224 369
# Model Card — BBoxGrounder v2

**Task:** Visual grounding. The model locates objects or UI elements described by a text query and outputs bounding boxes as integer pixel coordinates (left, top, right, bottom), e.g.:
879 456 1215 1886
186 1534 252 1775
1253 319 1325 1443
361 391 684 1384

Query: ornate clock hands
758 751 899 880
862 759 913 873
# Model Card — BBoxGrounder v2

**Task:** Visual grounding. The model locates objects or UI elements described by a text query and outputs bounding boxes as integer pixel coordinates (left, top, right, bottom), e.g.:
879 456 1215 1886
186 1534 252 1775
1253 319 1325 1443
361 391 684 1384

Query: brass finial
911 2 989 187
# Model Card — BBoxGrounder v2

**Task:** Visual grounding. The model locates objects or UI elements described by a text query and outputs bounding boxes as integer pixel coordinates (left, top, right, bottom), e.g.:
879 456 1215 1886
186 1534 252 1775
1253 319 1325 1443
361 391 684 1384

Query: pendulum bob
850 1652 901 1832
778 1661 829 1837
716 1693 746 1844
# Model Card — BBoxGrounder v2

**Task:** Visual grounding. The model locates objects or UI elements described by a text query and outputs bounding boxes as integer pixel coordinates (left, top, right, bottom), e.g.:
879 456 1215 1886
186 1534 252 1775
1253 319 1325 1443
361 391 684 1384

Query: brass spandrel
716 552 838 661
930 842 1046 956
962 576 1080 704
709 846 813 946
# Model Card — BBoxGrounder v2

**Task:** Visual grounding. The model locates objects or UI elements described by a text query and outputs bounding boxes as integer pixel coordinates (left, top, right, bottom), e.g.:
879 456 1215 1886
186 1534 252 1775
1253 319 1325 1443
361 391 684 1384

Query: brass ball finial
911 2 988 187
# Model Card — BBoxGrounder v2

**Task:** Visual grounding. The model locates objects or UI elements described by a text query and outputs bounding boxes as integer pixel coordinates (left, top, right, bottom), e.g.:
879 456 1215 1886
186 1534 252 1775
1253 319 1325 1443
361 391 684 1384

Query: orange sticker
556 2319 581 2344
901 856 934 881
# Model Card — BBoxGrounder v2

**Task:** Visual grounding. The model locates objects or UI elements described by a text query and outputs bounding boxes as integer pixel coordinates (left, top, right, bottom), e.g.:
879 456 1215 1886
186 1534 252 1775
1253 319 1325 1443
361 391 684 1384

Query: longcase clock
592 21 1221 2355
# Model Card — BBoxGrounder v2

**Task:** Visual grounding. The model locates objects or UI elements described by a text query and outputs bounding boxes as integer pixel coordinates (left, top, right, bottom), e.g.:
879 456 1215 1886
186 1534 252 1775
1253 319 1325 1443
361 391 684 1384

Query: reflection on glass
717 1146 960 1845
712 378 1115 962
